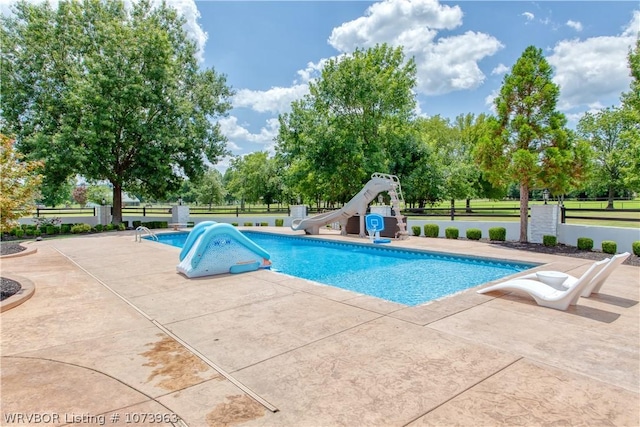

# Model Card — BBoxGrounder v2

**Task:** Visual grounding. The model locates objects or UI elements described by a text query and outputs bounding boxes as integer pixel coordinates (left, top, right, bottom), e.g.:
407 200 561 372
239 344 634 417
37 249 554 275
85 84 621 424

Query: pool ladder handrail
135 226 157 242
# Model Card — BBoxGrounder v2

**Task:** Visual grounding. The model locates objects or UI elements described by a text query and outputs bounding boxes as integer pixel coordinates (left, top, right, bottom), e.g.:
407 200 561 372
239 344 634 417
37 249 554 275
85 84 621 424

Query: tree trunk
519 182 529 242
112 184 123 225
606 186 615 210
465 198 471 213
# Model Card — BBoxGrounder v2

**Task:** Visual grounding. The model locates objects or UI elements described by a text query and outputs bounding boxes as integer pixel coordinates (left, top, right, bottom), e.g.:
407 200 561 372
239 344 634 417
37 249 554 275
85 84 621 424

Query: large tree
476 46 585 242
224 152 282 210
577 107 638 208
1 0 233 223
276 44 416 204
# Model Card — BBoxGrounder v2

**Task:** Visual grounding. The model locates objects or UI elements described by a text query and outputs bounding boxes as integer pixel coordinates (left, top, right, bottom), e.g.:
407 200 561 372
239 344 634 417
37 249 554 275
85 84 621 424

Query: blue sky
2 0 638 172
188 1 639 172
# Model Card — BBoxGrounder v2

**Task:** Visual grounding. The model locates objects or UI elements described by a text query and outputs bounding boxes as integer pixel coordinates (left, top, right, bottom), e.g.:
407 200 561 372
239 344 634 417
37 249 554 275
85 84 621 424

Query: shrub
411 226 421 236
632 241 640 256
466 228 482 240
71 223 91 234
231 222 238 226
187 221 195 228
488 227 506 241
260 222 269 227
577 237 593 251
275 219 284 227
424 224 439 238
94 224 104 232
60 224 71 234
45 225 56 235
132 221 142 228
243 222 253 226
543 235 557 247
15 229 24 238
117 223 126 231
106 223 115 231
601 240 617 255
445 227 459 239
159 221 168 229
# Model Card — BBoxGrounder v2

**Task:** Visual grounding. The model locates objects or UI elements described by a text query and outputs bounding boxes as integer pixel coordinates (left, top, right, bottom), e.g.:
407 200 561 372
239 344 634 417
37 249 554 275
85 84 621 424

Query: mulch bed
490 241 640 267
1 277 21 301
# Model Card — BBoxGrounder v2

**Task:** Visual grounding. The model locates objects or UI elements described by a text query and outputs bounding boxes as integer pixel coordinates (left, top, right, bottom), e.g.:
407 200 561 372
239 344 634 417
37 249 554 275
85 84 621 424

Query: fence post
450 206 455 221
560 206 565 223
236 207 239 217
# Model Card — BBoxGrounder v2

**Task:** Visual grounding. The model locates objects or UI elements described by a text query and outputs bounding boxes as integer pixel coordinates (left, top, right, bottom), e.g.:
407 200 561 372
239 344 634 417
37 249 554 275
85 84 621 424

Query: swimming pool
152 231 535 306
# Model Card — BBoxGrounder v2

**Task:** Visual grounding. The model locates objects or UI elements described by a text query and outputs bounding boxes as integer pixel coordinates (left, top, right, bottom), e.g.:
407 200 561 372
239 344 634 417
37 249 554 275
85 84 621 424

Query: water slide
291 173 407 237
177 222 271 278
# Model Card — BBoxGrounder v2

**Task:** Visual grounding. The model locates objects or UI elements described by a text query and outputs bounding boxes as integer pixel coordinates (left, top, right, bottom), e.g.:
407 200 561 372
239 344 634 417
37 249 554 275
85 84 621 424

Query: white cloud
415 31 503 95
491 63 509 75
484 89 499 114
622 10 640 37
548 10 637 111
522 12 535 21
326 0 502 96
328 0 463 52
233 85 309 114
218 116 280 148
566 20 583 32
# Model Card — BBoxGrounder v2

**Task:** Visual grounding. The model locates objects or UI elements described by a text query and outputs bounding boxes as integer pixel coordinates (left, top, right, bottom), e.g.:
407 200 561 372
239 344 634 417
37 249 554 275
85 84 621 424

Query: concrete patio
1 228 638 426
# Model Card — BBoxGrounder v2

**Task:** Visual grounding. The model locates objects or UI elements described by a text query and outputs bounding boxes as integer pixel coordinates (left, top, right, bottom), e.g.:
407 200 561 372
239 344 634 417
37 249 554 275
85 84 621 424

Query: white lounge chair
516 252 630 297
477 258 610 311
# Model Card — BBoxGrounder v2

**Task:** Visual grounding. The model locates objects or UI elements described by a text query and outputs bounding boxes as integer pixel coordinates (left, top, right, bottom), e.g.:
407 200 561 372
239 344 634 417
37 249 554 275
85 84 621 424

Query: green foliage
543 235 557 247
445 227 459 239
231 222 238 227
577 106 640 208
411 226 421 236
260 222 269 227
60 224 71 234
276 44 416 204
577 237 594 251
243 222 253 226
15 229 24 238
117 223 126 231
132 221 142 228
632 241 640 256
475 46 581 242
1 0 233 224
224 152 282 208
71 223 91 234
193 169 227 207
466 228 482 240
0 134 43 232
94 224 104 232
106 224 115 231
488 227 506 241
424 224 439 238
45 225 56 235
275 219 284 227
601 240 617 254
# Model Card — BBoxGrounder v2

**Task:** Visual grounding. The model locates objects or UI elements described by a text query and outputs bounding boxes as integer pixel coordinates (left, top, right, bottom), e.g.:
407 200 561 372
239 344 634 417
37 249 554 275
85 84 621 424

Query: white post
290 205 307 219
171 205 190 225
529 205 559 244
96 205 112 226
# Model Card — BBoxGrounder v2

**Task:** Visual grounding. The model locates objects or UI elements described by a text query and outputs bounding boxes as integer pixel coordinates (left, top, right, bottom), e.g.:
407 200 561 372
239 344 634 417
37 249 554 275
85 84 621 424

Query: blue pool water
153 231 535 306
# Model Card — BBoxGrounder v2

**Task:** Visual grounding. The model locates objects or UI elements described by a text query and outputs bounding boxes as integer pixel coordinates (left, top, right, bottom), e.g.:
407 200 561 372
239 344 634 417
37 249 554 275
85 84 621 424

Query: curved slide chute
291 173 407 237
177 223 271 278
